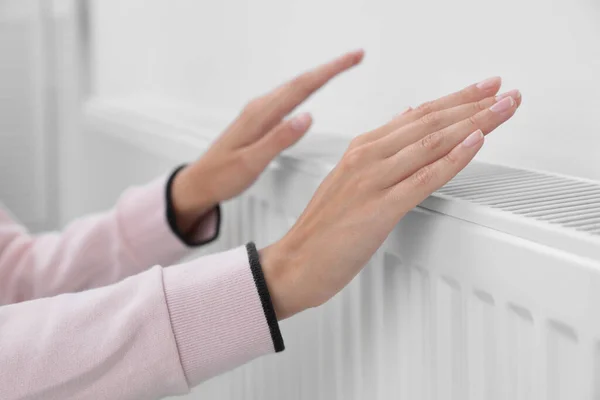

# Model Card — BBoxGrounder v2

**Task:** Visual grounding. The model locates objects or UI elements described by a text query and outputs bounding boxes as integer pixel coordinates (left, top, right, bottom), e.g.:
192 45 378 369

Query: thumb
251 112 313 167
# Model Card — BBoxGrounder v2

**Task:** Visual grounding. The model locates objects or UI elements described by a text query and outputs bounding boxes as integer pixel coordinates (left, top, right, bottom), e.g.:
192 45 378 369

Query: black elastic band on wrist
165 165 221 247
246 242 285 353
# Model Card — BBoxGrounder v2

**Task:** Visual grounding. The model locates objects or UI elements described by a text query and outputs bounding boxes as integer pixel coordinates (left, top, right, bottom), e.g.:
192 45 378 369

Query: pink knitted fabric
0 176 278 399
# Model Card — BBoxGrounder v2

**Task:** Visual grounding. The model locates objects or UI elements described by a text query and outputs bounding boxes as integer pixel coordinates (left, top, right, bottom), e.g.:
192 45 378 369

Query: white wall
0 0 56 231
89 0 600 182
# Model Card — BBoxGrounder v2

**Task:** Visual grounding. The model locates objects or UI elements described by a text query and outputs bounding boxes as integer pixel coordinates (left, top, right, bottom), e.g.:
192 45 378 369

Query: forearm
0 169 220 305
0 245 282 400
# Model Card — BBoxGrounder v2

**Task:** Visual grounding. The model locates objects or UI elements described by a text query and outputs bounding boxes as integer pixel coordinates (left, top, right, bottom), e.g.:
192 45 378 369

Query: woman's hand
170 50 365 235
259 77 522 320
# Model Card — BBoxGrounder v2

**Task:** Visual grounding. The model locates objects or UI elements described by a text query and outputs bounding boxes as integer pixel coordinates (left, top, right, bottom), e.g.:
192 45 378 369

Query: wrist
170 165 217 235
259 241 307 320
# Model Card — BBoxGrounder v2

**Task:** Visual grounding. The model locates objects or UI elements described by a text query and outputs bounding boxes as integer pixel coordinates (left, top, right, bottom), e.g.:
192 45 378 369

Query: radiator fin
381 253 410 398
468 290 497 399
546 321 580 399
506 304 535 399
435 276 466 399
360 264 381 399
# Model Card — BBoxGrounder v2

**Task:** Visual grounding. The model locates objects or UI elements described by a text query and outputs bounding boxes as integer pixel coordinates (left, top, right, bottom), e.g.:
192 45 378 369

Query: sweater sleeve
0 168 220 305
0 245 284 400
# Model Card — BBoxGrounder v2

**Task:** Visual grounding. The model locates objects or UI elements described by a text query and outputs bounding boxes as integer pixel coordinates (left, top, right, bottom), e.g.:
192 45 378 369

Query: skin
170 50 365 235
171 50 522 321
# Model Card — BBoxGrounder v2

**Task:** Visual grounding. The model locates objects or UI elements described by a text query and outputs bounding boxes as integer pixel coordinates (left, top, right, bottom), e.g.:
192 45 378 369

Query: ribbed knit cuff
245 242 285 352
165 165 221 247
163 246 284 387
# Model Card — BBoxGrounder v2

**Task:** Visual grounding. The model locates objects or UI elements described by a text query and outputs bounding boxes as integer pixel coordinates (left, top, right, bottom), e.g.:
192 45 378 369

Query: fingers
248 112 313 169
379 94 519 188
375 89 521 158
384 129 485 214
496 89 522 105
233 50 364 147
353 76 502 147
408 77 503 122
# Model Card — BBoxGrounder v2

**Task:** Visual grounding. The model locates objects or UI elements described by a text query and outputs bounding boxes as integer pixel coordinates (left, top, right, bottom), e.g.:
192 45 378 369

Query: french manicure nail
476 76 501 91
462 130 484 148
490 96 515 113
495 89 521 101
350 49 365 63
291 112 312 131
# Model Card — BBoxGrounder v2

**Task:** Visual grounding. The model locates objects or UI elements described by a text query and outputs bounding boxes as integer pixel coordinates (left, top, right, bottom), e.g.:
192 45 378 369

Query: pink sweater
0 170 284 400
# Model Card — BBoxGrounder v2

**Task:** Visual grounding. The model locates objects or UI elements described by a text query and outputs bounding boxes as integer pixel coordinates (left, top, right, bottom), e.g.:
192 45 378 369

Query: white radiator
84 97 600 400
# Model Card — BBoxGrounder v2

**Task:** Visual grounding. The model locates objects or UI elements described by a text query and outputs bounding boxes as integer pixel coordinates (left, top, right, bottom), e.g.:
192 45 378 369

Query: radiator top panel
439 163 600 237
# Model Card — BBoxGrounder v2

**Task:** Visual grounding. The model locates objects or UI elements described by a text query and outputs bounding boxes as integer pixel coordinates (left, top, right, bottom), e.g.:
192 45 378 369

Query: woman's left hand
170 50 365 234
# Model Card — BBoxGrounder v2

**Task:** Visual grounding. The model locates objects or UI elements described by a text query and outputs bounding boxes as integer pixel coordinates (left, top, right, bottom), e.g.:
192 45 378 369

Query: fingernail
495 89 521 101
462 129 484 148
490 96 515 113
347 49 365 64
290 112 312 131
476 76 501 91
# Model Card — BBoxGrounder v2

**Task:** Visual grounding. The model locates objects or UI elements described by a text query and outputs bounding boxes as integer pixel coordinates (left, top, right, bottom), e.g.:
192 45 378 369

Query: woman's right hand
260 77 522 320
